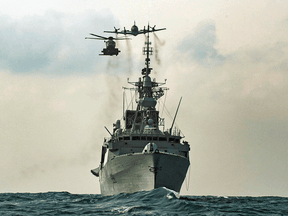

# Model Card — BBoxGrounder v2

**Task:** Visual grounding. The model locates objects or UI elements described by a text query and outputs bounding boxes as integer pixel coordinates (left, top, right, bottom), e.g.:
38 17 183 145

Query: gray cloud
0 10 119 75
0 11 148 193
0 72 124 193
166 27 288 196
177 21 225 66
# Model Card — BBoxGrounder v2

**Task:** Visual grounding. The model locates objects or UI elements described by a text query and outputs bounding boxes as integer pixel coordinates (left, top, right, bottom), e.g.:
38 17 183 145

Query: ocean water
1 187 287 215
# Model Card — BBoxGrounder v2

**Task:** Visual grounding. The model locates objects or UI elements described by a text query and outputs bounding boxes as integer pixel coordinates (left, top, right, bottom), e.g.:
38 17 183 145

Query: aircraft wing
120 30 133 35
137 30 145 34
150 28 166 32
137 27 166 34
104 30 131 35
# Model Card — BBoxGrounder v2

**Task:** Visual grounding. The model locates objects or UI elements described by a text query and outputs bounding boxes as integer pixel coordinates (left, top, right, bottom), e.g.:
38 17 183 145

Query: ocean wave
1 189 288 215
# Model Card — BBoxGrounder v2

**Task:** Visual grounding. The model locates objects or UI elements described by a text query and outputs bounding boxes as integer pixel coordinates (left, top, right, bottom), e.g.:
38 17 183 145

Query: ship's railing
104 127 185 144
105 134 182 143
104 126 182 142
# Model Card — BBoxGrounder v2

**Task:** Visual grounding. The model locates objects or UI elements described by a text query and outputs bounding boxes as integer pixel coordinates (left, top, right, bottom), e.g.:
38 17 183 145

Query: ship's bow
99 152 189 196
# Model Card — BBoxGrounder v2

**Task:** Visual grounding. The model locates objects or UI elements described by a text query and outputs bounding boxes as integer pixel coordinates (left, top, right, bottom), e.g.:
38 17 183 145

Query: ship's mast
142 26 153 77
128 24 167 105
126 24 168 133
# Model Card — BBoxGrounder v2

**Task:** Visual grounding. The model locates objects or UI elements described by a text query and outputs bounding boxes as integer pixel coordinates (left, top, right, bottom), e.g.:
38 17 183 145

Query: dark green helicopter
85 33 130 56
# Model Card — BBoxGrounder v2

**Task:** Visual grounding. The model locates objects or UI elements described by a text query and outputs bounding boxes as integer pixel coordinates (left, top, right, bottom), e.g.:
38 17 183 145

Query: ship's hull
99 152 190 196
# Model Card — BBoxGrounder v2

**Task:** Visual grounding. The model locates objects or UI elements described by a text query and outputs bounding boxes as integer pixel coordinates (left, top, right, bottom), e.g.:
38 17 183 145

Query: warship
91 24 190 196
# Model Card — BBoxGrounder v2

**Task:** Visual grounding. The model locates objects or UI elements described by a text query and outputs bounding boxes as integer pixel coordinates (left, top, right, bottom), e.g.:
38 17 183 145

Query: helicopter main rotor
85 33 130 41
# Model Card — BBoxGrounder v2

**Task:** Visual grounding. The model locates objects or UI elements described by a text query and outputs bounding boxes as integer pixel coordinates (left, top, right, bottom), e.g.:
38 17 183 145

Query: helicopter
85 33 130 56
104 21 166 36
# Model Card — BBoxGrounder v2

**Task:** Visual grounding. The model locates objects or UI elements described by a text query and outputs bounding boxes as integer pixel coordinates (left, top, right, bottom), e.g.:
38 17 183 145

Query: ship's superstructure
91 26 190 196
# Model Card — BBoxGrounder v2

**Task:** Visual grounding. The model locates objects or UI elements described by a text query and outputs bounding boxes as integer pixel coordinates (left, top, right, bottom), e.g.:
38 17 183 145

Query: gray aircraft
104 21 166 36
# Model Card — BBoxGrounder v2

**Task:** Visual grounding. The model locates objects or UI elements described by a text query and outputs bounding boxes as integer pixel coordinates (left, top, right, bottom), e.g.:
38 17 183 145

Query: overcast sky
1 0 288 197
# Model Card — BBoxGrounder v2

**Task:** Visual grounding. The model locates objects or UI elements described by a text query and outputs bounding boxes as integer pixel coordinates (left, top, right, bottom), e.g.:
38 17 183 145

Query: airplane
104 22 166 36
85 33 130 56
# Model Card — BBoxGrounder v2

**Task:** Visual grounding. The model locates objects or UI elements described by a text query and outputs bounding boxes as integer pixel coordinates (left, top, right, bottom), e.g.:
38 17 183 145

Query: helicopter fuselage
101 39 119 56
106 39 116 48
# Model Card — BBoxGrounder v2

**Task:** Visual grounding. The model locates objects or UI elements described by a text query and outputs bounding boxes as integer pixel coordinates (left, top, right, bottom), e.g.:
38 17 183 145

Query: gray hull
99 152 190 196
